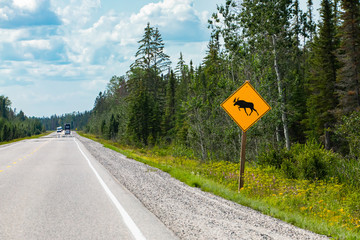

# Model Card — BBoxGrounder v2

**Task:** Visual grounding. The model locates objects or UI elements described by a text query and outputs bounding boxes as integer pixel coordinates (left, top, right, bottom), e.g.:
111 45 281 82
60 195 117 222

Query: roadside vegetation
79 132 360 239
0 95 45 143
0 131 52 146
80 0 360 239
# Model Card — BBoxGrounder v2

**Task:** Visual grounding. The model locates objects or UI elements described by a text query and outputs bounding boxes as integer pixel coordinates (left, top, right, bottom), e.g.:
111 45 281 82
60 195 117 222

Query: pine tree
131 23 154 70
127 23 171 145
109 113 119 140
163 70 177 138
307 0 316 42
305 0 339 145
152 28 171 74
336 0 360 114
131 23 171 74
0 95 11 119
1 123 10 141
174 53 190 144
127 79 154 145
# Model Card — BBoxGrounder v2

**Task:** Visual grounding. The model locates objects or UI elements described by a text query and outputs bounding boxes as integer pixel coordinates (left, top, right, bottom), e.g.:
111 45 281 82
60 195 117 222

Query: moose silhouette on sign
233 98 259 116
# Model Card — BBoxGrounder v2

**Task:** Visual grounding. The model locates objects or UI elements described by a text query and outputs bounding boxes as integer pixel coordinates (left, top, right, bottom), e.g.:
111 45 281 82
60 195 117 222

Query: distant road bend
0 132 328 239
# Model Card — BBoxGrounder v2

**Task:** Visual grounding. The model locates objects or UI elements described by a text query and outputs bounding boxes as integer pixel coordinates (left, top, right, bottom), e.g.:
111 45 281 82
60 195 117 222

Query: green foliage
0 95 45 142
336 111 360 157
258 146 291 169
127 81 155 145
259 141 339 181
257 140 360 188
336 0 360 114
108 114 119 140
40 111 90 131
131 23 171 74
290 142 335 180
304 0 339 143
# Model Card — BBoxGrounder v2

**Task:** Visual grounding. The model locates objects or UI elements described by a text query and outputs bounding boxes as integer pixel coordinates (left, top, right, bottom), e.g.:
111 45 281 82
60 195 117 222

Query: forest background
84 0 360 175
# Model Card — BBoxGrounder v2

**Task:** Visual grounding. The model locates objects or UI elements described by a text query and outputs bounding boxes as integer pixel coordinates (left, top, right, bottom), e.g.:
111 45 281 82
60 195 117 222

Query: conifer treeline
0 95 44 142
86 0 360 161
40 111 91 131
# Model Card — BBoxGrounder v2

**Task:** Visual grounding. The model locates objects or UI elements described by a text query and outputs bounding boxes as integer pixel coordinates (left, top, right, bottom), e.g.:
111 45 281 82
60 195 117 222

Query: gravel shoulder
76 134 330 240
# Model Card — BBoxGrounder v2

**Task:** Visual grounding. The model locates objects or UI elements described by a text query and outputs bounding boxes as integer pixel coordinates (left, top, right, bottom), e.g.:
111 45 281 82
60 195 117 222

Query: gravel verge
76 134 330 240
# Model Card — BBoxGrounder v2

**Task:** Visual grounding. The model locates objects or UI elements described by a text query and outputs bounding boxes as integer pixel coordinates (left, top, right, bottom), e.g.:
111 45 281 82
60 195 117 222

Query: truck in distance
64 123 71 135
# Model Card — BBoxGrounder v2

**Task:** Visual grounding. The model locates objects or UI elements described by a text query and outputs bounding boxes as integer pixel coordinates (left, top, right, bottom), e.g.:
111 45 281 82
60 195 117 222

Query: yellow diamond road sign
221 81 271 132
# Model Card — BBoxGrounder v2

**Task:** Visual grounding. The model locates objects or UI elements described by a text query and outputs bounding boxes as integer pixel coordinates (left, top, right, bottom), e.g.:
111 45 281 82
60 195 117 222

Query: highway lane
0 132 177 240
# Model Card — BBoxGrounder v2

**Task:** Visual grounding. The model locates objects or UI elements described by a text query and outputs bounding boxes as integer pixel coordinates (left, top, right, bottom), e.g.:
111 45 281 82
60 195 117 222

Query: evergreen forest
86 0 360 171
40 111 91 132
0 95 44 142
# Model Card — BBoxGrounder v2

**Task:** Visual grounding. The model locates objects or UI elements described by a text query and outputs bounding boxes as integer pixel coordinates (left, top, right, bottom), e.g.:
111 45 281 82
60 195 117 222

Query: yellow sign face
221 81 271 132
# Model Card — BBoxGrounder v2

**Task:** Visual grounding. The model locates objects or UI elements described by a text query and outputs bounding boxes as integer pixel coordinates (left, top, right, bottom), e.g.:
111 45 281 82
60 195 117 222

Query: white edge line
0 142 20 151
74 138 146 240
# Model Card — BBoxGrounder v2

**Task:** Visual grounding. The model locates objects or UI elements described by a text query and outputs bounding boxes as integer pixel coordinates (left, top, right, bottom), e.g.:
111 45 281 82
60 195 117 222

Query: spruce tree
336 0 360 114
305 0 339 144
127 23 171 145
152 28 171 74
131 23 171 74
131 23 154 70
109 113 119 140
163 70 177 137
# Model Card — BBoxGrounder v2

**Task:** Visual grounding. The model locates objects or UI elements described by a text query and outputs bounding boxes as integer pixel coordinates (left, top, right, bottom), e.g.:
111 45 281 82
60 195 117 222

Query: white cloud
54 0 100 27
59 0 209 72
12 0 40 12
132 0 196 23
0 0 214 116
20 39 51 49
129 0 208 42
0 28 29 42
0 6 12 20
0 0 60 28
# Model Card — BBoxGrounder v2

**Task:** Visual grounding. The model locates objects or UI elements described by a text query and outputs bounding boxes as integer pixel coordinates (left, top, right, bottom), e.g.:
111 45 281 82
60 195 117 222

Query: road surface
0 132 177 240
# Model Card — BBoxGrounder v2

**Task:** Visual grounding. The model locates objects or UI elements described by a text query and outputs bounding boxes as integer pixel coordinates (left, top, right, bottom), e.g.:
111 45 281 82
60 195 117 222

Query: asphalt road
0 132 177 240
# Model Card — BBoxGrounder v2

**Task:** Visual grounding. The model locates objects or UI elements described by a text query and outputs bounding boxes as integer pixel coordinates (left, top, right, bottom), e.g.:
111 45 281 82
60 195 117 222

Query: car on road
57 126 62 133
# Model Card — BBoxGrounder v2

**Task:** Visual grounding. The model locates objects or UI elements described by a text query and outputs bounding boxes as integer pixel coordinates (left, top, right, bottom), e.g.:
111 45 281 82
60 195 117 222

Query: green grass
79 132 360 239
0 131 52 145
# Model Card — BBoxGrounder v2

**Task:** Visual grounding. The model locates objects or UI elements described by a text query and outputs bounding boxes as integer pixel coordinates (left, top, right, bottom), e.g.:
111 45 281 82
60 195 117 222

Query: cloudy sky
0 0 220 117
0 0 319 118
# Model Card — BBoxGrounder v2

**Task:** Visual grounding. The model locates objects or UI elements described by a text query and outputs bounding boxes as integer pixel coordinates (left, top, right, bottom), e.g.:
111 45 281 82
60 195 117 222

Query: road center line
74 138 146 240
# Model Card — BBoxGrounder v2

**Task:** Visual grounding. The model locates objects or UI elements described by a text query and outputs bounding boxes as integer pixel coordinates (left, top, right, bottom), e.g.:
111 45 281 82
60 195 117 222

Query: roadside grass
79 132 360 239
0 131 52 145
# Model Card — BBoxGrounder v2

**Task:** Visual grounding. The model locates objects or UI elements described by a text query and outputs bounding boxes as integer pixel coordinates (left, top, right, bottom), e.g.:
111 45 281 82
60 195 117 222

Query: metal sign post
221 81 271 190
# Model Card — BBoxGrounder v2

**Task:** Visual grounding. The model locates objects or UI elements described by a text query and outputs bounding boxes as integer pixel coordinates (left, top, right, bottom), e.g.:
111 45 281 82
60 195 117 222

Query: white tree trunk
272 35 291 150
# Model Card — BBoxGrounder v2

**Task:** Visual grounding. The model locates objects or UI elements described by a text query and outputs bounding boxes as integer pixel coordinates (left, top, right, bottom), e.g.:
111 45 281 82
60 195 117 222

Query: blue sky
0 0 319 117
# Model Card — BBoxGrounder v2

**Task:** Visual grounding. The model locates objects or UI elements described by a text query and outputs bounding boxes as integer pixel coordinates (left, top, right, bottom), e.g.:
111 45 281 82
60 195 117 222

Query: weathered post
239 130 247 191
